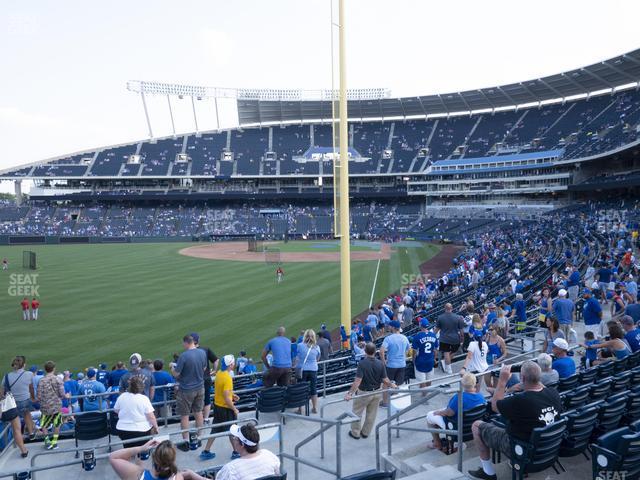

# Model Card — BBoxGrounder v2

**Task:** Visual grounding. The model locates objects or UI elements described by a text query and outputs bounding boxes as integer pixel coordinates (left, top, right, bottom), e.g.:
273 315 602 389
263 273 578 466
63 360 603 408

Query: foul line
368 258 381 308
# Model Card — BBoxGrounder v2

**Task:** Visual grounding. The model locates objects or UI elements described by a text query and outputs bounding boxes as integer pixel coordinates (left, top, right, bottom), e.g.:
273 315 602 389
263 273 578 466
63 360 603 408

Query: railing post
323 361 327 399
386 396 391 456
163 387 169 428
457 380 464 473
336 421 342 479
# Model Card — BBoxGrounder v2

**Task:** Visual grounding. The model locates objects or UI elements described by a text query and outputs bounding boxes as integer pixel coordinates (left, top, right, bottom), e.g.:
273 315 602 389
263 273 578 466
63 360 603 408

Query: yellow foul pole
338 0 351 335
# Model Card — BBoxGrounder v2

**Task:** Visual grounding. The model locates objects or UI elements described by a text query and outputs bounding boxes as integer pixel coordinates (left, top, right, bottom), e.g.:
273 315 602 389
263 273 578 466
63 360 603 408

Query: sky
0 0 639 190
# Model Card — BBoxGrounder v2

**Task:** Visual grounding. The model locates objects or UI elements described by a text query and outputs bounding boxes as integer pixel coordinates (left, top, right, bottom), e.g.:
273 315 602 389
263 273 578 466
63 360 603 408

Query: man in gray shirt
317 333 333 361
402 303 414 326
344 343 396 439
435 303 465 374
119 353 155 399
171 334 208 450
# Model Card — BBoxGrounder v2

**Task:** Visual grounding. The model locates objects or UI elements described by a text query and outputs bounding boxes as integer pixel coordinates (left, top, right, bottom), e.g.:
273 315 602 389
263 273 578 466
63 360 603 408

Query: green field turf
264 240 377 253
0 242 441 372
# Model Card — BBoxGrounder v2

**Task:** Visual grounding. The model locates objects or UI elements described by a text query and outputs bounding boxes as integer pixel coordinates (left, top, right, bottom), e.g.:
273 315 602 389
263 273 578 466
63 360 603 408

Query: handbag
1 372 22 421
296 345 314 380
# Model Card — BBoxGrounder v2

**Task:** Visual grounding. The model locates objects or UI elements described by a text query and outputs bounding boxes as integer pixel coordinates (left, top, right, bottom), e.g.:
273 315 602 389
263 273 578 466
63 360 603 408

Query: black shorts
118 428 152 448
301 370 318 396
203 377 213 407
440 342 461 353
386 367 406 386
211 405 237 434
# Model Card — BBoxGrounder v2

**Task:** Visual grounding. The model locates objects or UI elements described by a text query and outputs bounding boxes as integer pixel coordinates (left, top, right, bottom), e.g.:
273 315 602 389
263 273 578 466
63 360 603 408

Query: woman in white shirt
460 334 489 391
216 424 281 480
114 376 159 448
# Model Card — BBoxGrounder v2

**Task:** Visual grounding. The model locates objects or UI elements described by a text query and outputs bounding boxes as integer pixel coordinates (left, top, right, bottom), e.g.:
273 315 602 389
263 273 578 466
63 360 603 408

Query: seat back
562 385 591 410
257 387 287 414
611 371 632 392
593 427 640 480
630 366 640 384
341 469 397 480
596 362 614 379
589 377 612 402
557 373 579 392
578 367 598 384
445 403 487 442
284 382 310 409
596 396 628 434
75 412 109 441
612 356 629 374
559 405 599 457
511 419 567 474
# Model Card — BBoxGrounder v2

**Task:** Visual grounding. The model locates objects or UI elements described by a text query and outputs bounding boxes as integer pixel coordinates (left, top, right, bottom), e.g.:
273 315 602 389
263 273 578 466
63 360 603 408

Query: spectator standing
622 316 640 352
200 355 239 461
96 363 110 387
261 327 292 387
510 293 527 334
171 334 207 450
236 351 248 375
552 289 575 342
319 324 332 342
411 318 439 388
582 289 603 337
380 320 410 407
316 331 332 362
3 356 36 440
119 354 155 400
36 361 67 450
152 359 174 418
565 266 581 302
435 303 465 374
596 263 614 304
296 330 321 414
344 342 396 439
468 362 562 480
113 376 159 448
78 368 107 412
542 317 565 354
109 361 128 388
191 333 218 423
215 424 281 480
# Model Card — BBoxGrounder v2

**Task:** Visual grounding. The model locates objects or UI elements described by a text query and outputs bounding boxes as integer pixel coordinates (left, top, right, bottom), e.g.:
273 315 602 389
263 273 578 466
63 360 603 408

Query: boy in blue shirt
551 338 576 378
581 331 599 368
78 369 107 412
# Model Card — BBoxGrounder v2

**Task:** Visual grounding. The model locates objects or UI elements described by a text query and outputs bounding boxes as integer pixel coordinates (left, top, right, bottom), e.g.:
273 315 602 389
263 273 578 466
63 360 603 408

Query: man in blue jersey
411 318 438 389
78 369 107 412
95 363 110 387
551 338 576 379
262 326 292 387
108 361 127 389
596 263 613 304
582 289 603 338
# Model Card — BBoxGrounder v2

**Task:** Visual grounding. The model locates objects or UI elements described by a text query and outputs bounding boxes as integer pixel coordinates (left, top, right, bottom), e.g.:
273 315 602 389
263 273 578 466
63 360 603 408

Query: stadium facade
1 49 639 240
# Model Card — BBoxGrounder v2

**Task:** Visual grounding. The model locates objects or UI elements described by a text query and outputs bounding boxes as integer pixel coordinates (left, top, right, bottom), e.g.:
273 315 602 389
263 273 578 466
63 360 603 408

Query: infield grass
0 241 441 371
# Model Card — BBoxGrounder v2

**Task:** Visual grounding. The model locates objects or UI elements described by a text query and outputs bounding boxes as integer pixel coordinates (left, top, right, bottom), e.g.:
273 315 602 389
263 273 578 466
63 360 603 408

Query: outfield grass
265 240 377 253
0 242 441 371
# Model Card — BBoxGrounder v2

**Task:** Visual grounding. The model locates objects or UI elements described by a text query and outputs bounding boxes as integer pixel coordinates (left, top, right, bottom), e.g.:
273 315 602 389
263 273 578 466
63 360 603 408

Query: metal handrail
1 420 281 480
280 411 359 480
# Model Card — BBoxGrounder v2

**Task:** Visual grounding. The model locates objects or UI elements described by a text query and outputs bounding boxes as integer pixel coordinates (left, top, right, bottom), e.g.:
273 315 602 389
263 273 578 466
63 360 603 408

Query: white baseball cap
229 424 257 446
553 338 569 350
558 289 567 297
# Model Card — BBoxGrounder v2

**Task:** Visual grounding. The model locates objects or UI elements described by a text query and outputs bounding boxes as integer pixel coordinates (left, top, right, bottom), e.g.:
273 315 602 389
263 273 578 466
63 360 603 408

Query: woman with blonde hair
295 329 321 413
109 438 208 479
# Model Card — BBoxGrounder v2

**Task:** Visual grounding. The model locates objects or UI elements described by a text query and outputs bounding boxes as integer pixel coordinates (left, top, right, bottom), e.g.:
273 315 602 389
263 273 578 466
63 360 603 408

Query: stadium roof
237 48 640 125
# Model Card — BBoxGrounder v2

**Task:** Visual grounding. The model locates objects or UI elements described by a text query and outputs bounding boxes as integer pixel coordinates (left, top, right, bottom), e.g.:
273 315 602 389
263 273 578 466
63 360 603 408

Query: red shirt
31 300 40 309
21 300 29 310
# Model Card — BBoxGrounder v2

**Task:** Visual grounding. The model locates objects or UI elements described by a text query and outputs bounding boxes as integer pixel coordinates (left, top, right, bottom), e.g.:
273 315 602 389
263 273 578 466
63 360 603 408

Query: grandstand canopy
238 48 640 125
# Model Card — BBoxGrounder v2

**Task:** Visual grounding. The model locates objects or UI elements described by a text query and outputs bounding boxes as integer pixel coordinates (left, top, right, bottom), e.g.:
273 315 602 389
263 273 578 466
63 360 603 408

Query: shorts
211 405 237 434
264 367 291 387
118 428 153 448
40 412 63 429
15 399 33 415
301 370 318 396
386 367 406 386
176 388 204 417
414 368 434 382
584 324 600 338
203 377 213 407
440 342 460 354
479 422 511 458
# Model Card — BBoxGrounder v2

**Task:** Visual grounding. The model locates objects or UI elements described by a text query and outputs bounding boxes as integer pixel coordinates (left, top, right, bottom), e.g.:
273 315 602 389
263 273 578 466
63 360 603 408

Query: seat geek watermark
8 273 40 296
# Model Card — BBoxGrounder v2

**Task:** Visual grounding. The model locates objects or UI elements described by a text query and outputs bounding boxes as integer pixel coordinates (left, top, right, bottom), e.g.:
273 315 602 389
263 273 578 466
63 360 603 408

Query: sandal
21 450 29 458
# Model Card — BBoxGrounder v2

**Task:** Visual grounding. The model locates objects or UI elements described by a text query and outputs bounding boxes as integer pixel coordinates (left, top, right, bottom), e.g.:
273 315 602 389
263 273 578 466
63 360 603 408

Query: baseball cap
488 303 496 309
420 318 430 328
221 354 235 370
189 332 200 343
99 363 107 370
558 289 567 297
87 368 96 378
129 353 142 367
582 288 592 295
553 338 569 350
389 320 401 329
229 424 257 447
240 350 246 356
621 315 635 326
321 323 327 330
76 372 85 380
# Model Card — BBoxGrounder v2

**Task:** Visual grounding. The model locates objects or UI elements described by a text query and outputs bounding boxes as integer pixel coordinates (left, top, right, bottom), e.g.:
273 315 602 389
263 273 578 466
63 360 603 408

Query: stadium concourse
1 202 639 479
